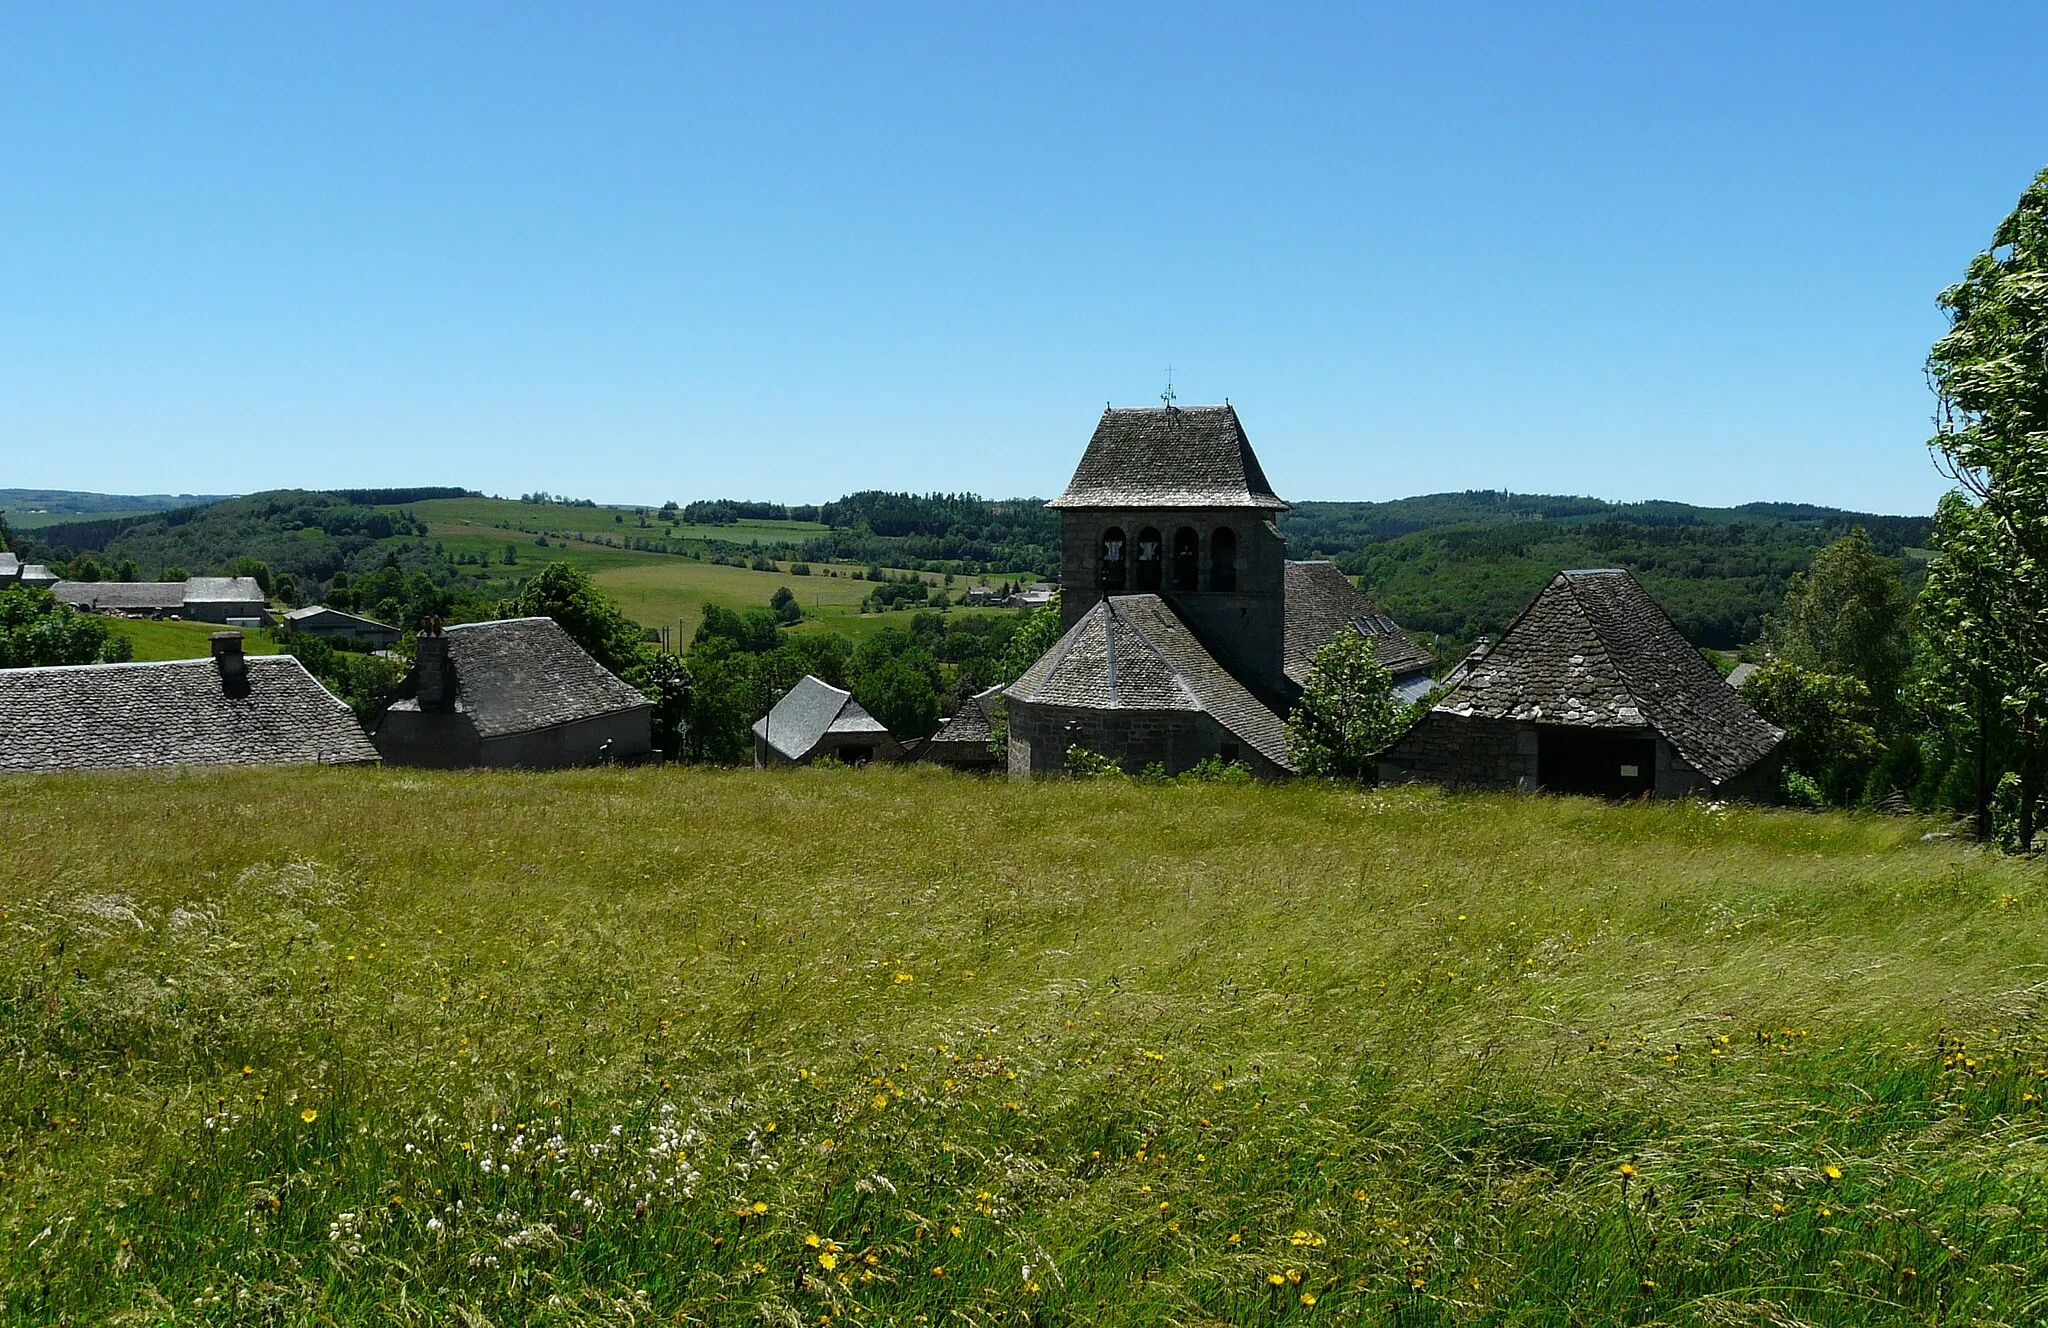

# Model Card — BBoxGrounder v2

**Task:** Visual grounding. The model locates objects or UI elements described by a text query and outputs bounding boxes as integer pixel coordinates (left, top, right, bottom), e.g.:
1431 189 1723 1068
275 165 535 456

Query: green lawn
3 769 2044 1325
106 617 285 662
0 507 162 529
404 497 828 543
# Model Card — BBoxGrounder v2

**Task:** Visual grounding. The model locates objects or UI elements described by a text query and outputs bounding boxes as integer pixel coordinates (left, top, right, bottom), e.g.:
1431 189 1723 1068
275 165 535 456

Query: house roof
1006 594 1293 769
924 684 1004 750
385 617 649 739
1049 404 1289 511
1428 569 1783 785
751 674 892 760
1283 560 1435 683
0 552 18 579
183 576 267 603
21 566 57 587
0 655 378 773
285 605 397 631
51 581 189 612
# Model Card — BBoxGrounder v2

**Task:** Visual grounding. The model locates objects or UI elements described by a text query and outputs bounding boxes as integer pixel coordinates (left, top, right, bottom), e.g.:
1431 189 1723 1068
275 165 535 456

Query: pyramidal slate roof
385 618 650 738
752 675 891 760
1006 594 1292 769
924 684 1004 750
1050 405 1289 510
0 654 377 773
1431 569 1783 785
1283 561 1435 684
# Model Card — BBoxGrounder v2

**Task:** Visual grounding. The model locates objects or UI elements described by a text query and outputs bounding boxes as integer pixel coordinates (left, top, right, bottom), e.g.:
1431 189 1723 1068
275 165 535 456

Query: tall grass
2 767 2045 1325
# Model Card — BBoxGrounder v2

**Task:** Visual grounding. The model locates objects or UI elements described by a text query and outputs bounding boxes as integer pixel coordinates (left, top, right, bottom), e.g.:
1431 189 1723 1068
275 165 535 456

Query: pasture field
4 770 2045 1325
403 497 828 543
105 618 285 662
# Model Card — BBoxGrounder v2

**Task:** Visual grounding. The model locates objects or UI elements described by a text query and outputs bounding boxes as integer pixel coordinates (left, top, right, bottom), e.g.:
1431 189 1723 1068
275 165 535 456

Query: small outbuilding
372 618 652 769
914 685 1005 771
752 675 902 766
283 605 402 649
1377 568 1784 799
0 632 378 773
50 575 273 624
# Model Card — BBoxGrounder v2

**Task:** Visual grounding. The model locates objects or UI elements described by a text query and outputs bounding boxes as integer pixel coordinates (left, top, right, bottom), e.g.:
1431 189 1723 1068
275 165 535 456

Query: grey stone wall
756 729 907 767
1059 507 1289 703
372 710 485 768
1006 699 1285 779
479 707 651 768
1379 714 1536 791
377 706 650 769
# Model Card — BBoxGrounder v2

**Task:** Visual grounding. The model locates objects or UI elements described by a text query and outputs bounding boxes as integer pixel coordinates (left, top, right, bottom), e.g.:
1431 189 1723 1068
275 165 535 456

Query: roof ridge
1107 597 1200 709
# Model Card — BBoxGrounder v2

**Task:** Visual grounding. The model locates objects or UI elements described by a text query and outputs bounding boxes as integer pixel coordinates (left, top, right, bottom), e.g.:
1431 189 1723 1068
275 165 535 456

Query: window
1099 527 1127 594
1134 527 1163 592
1172 527 1199 591
1210 527 1237 592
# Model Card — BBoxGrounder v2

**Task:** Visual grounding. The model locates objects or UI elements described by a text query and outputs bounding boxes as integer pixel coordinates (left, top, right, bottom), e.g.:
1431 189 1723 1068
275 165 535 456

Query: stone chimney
415 621 453 711
210 631 248 693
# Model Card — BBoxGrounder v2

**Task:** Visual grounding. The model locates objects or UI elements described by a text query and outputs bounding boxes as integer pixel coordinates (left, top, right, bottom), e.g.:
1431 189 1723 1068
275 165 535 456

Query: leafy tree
679 637 764 764
1923 165 2048 847
995 604 1061 682
511 562 649 680
279 634 404 722
230 556 274 595
64 553 109 582
644 651 692 756
1762 529 1910 714
857 656 940 739
1284 627 1401 779
770 585 803 625
0 586 133 667
694 603 784 654
115 557 139 582
157 565 189 582
1739 659 1881 806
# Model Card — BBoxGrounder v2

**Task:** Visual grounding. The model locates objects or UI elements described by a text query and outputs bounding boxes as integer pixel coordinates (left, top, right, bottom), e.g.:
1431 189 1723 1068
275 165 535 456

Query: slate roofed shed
1379 569 1783 799
916 684 1004 770
0 639 377 773
1050 405 1289 510
753 675 901 765
0 552 19 583
1004 594 1292 776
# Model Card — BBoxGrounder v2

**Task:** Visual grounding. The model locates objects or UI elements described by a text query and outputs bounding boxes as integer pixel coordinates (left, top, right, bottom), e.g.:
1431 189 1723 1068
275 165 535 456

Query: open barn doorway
1537 726 1656 798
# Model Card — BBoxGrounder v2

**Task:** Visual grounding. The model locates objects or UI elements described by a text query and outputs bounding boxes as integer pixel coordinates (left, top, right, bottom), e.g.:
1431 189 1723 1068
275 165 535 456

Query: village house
0 632 378 773
282 605 402 650
913 684 1005 771
51 575 272 625
373 618 652 768
1377 568 1784 798
753 675 903 766
0 553 60 589
1003 401 1431 777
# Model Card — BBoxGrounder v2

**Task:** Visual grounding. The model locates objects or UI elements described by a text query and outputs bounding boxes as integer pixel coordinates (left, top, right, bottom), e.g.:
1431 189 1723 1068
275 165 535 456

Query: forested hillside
1283 493 1932 654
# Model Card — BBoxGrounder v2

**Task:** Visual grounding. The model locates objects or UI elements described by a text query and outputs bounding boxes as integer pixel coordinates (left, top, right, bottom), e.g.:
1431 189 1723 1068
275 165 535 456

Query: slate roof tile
1007 594 1293 769
385 618 649 739
1050 405 1289 510
1430 569 1782 785
751 674 891 760
1283 560 1434 683
0 654 378 773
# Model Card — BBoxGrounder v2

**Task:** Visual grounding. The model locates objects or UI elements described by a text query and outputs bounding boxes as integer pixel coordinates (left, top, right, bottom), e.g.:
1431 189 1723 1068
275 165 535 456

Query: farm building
1377 568 1784 799
0 632 377 773
914 685 1005 771
283 605 401 649
0 552 16 583
753 675 903 766
51 575 272 625
373 618 651 769
1005 401 1430 777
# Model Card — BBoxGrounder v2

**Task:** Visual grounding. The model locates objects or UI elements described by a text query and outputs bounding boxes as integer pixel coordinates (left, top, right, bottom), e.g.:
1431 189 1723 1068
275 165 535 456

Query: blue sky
3 4 2045 513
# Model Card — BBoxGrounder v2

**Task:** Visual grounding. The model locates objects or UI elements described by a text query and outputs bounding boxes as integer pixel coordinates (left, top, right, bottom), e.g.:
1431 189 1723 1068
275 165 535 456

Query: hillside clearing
3 770 2044 1325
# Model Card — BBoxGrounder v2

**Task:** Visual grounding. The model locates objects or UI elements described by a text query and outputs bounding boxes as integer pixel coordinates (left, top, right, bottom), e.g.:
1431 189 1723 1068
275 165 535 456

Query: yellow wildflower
818 1252 837 1271
300 1109 318 1124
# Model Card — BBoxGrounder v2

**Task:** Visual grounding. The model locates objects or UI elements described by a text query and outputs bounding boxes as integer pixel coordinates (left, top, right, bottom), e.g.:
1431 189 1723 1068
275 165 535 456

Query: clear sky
4 4 2045 514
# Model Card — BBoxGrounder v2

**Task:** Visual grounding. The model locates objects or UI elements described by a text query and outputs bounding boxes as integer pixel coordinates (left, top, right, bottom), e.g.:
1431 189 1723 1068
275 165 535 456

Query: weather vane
1161 365 1176 406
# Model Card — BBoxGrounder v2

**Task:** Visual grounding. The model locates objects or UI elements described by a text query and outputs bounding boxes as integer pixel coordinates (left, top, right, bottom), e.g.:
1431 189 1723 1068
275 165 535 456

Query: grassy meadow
4 768 2046 1325
105 619 285 663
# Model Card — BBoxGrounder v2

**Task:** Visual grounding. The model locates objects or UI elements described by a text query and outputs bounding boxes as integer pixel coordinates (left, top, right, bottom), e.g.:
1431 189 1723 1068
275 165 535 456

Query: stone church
1004 402 1431 777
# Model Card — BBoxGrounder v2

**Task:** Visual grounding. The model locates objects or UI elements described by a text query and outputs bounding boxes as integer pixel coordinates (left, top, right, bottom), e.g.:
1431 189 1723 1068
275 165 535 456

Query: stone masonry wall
1006 699 1285 779
1378 714 1535 791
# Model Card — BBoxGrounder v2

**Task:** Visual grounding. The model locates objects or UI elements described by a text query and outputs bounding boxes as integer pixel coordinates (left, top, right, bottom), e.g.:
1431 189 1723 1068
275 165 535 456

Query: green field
0 507 162 529
4 768 2044 1324
404 497 828 543
105 618 285 662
